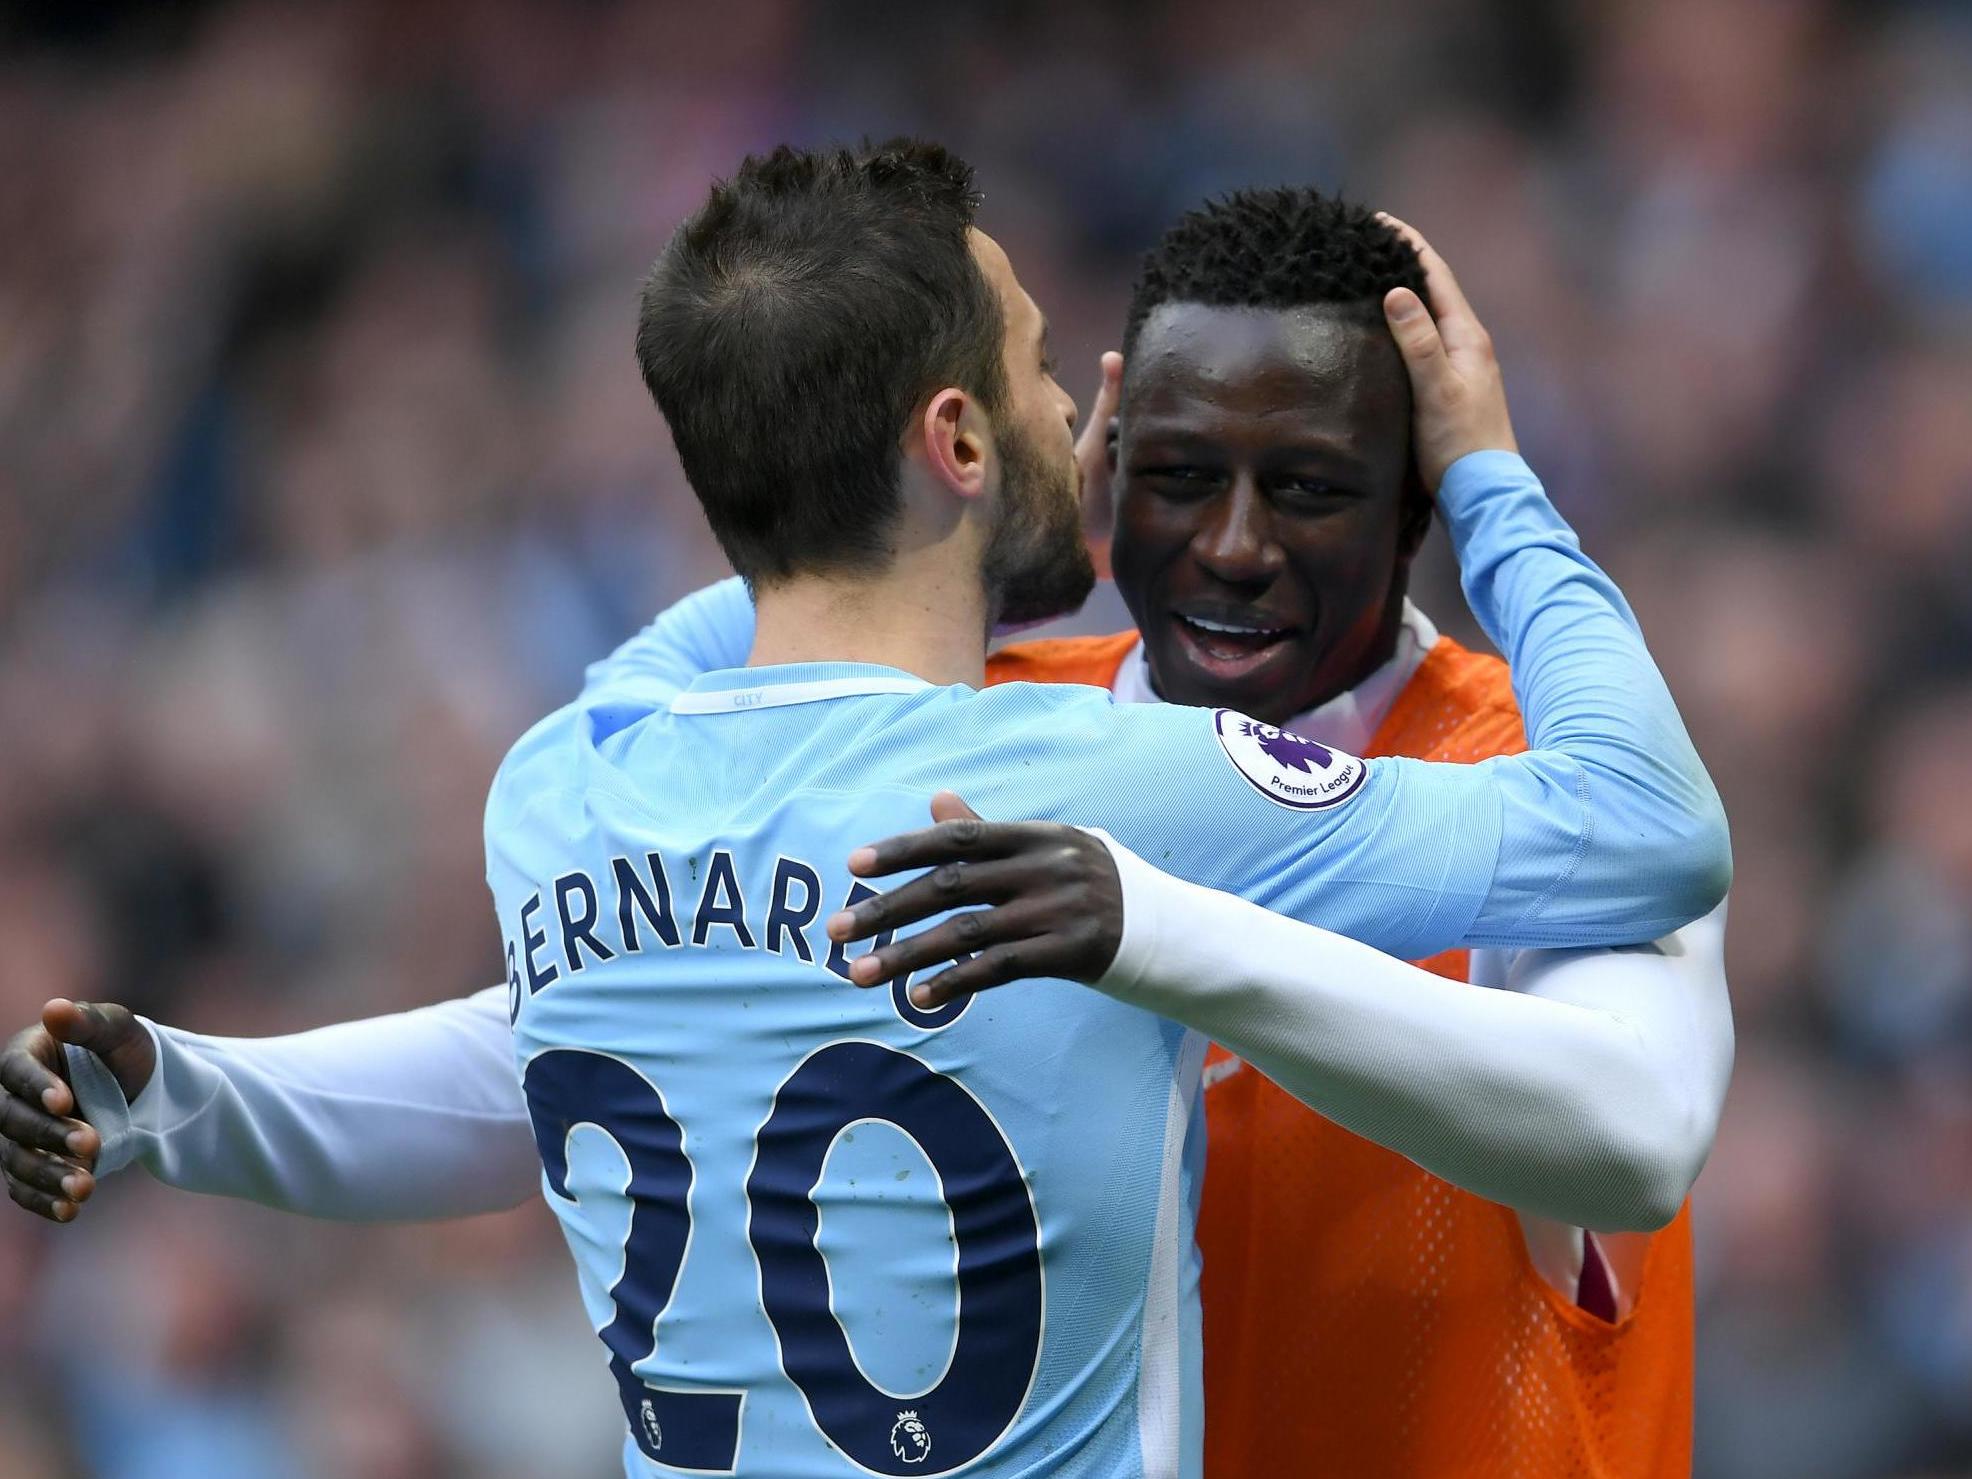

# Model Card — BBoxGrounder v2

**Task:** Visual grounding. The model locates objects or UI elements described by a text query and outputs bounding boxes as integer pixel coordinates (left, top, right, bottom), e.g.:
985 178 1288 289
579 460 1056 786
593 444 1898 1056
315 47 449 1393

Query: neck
749 562 990 688
1341 584 1410 696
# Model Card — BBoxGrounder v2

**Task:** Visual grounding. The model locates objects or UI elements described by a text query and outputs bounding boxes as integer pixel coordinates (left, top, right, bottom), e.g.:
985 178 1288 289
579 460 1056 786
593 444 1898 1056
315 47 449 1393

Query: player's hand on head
0 998 153 1223
1074 351 1123 580
1376 213 1518 492
825 792 1125 1009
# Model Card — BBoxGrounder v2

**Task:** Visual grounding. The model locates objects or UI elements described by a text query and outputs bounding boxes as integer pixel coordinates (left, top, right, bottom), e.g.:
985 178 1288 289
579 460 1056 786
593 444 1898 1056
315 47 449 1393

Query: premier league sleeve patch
1212 710 1369 811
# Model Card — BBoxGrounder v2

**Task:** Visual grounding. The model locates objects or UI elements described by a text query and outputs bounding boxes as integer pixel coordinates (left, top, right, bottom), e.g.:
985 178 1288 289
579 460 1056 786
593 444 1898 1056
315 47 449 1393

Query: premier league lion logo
890 1409 932 1465
1247 720 1335 773
638 1398 663 1453
1212 710 1367 811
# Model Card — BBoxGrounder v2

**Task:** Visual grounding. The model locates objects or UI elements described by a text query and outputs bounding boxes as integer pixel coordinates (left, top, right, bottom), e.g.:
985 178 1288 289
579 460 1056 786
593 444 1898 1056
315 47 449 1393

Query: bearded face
983 413 1095 630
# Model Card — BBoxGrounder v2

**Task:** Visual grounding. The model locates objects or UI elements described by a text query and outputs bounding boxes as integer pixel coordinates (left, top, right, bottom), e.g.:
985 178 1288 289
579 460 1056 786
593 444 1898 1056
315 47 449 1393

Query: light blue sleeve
1036 452 1728 957
578 576 756 701
1011 698 1501 962
1434 450 1730 947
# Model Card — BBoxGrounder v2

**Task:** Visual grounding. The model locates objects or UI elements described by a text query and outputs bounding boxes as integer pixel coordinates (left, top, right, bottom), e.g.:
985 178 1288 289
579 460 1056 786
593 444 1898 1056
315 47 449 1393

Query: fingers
0 1088 96 1162
1074 352 1123 454
0 1022 104 1172
1377 212 1487 356
845 816 1055 881
1377 212 1458 312
5 1168 81 1223
1383 287 1452 386
0 1029 74 1117
928 791 982 824
1094 351 1122 422
0 1008 126 1225
903 941 1059 1009
1 1137 92 1205
833 814 1123 1001
1075 352 1123 579
828 856 1041 944
844 895 1074 987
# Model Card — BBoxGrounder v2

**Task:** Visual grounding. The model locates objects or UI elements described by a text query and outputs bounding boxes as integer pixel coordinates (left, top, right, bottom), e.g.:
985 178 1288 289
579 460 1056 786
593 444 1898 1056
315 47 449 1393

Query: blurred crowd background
1 0 1968 1474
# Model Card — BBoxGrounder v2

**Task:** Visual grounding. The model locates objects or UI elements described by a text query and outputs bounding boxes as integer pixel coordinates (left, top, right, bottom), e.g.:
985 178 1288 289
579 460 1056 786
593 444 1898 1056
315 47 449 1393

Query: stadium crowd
0 1 1968 1474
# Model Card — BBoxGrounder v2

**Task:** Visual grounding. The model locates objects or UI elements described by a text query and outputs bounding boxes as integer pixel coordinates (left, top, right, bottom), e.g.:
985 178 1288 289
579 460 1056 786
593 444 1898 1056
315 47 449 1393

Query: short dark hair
635 140 1008 583
1122 188 1425 358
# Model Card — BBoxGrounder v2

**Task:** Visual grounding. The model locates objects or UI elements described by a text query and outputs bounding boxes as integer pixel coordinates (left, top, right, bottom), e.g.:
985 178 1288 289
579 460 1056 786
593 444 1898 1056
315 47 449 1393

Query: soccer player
1 150 1727 1477
878 195 1732 1477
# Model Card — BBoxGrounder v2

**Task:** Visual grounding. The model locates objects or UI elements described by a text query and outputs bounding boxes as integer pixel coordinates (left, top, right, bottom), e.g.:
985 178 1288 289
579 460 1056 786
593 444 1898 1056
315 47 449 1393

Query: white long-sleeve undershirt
74 987 539 1220
1094 834 1733 1232
72 869 1729 1232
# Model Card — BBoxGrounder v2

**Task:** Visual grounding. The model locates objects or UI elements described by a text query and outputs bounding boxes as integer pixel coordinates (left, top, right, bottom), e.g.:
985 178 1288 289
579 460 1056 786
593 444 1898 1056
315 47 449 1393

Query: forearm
66 988 539 1221
580 576 755 700
1440 452 1731 945
1098 838 1733 1231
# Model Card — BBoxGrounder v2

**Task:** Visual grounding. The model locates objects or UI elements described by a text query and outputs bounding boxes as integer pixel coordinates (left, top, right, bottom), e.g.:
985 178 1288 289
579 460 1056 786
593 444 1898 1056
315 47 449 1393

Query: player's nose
1190 479 1282 583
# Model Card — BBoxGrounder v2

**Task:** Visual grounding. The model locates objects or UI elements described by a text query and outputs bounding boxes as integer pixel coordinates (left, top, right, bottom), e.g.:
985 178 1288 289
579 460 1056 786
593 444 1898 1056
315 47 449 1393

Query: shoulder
945 673 1128 737
487 692 658 823
492 699 583 784
872 684 1211 818
487 706 573 821
986 631 1140 690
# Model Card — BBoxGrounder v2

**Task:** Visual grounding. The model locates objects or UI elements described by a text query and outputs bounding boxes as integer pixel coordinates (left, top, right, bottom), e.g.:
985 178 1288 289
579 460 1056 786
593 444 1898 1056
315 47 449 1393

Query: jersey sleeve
1094 832 1733 1231
578 576 755 702
1045 700 1499 960
1062 452 1727 956
65 987 539 1221
1438 451 1731 944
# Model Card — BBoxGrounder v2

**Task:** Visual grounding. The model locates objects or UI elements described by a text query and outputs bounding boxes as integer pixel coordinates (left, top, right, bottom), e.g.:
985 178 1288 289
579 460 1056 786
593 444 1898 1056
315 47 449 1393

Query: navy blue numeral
525 1042 1039 1474
524 1051 743 1471
748 1042 1043 1475
827 881 973 1030
890 972 971 1030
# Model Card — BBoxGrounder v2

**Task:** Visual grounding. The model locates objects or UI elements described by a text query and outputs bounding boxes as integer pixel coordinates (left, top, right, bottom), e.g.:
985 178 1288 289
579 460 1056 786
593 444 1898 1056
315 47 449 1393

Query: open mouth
1170 611 1300 678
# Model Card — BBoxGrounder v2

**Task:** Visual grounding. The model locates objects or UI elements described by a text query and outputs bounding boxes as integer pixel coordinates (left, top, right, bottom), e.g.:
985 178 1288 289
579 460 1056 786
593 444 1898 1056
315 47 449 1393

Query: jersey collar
670 662 941 715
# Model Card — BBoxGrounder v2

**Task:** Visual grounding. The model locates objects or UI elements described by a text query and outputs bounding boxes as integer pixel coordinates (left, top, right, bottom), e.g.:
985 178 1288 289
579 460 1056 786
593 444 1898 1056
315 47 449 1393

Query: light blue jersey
484 452 1728 1477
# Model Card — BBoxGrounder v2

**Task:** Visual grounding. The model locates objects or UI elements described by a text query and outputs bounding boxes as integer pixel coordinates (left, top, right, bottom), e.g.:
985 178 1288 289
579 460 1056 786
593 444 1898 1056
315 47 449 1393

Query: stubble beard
985 419 1096 630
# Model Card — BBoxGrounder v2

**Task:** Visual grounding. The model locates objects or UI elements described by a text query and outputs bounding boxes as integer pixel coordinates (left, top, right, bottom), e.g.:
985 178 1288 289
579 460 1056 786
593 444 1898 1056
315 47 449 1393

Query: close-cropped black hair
636 139 1007 583
1123 188 1426 358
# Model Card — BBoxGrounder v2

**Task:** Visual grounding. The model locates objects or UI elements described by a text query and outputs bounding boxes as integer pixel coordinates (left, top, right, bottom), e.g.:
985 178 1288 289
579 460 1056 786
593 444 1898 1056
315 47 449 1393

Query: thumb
41 1000 154 1103
929 791 983 824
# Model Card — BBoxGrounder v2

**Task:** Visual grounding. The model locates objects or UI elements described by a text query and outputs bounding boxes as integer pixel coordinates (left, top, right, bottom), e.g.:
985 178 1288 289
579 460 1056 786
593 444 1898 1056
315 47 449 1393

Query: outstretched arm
831 801 1733 1232
0 578 761 1227
2 989 538 1222
580 575 755 701
1092 840 1733 1231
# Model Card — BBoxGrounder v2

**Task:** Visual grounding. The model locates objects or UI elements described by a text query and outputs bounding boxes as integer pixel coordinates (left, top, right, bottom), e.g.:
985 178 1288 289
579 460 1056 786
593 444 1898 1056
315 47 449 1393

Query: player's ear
919 388 989 501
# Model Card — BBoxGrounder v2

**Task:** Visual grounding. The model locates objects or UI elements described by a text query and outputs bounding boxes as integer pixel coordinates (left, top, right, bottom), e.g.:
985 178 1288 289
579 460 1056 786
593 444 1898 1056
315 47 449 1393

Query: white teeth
1182 615 1285 637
